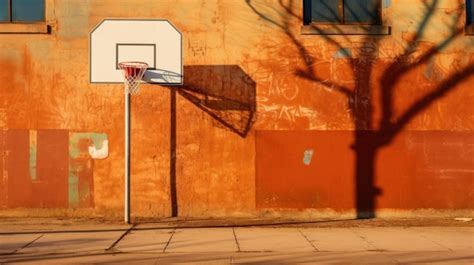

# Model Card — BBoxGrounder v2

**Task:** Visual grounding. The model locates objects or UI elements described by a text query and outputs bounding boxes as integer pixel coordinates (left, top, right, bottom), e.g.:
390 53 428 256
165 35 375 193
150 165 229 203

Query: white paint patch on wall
303 149 314 166
89 140 109 160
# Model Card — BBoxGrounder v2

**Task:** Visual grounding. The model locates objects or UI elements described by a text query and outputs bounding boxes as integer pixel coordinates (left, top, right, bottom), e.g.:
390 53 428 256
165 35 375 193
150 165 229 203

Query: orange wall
0 0 473 218
256 130 474 210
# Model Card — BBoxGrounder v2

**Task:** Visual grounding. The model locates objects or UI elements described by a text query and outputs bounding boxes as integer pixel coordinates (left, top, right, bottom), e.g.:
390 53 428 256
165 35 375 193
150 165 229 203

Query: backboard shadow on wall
167 65 256 217
178 65 257 138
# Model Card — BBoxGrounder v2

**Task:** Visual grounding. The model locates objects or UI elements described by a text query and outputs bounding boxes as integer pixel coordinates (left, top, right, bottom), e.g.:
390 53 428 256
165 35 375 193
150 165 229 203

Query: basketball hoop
118 61 148 223
119 61 148 94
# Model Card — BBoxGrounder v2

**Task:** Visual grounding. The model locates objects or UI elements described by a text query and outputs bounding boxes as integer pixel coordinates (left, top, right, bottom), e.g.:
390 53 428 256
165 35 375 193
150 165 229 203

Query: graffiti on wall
244 36 469 131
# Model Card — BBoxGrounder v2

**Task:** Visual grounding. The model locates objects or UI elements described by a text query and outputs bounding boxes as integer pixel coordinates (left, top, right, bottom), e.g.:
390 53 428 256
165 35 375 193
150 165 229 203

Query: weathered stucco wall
0 0 473 218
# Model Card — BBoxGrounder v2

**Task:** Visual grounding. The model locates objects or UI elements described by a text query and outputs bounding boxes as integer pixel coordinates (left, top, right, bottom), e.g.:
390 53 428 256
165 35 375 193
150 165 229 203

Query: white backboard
90 19 183 85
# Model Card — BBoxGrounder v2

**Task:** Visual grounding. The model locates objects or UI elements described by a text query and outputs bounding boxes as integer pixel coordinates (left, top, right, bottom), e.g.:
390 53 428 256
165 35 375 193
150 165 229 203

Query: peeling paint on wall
0 130 108 208
303 149 314 166
69 133 108 159
89 140 108 159
28 130 37 181
68 132 108 207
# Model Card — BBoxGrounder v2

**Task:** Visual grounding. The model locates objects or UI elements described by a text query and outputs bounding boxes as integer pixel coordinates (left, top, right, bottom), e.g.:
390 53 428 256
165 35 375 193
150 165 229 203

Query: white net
119 62 149 95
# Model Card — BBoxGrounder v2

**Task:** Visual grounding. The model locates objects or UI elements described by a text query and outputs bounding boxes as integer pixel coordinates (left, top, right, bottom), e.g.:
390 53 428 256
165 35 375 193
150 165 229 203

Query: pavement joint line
349 228 399 264
162 227 176 253
411 228 454 252
4 234 44 255
105 223 136 252
349 228 380 251
232 228 241 252
238 250 273 253
297 228 319 252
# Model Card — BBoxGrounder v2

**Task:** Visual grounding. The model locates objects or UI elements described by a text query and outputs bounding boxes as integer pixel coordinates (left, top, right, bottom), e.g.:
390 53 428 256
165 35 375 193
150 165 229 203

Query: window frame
302 0 390 35
303 0 382 26
0 0 46 24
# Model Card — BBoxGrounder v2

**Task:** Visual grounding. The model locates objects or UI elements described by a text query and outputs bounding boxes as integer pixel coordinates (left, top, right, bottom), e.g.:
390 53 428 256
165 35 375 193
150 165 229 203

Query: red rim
118 61 149 69
119 62 148 79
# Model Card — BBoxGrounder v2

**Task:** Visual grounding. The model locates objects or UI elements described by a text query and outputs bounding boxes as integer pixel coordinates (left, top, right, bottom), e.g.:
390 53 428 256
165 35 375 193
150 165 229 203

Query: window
302 0 389 35
0 0 45 23
0 0 48 33
467 0 474 34
304 0 381 25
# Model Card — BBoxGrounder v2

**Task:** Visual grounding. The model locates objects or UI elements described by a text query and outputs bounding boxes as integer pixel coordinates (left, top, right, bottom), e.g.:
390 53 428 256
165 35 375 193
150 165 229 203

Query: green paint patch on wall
68 132 108 207
69 133 108 158
29 130 37 181
68 174 79 207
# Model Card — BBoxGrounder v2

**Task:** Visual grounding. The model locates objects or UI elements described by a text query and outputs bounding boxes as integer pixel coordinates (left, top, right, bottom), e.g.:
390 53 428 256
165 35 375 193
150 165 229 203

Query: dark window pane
0 0 9 22
312 0 340 22
344 0 379 24
12 0 45 22
468 0 473 24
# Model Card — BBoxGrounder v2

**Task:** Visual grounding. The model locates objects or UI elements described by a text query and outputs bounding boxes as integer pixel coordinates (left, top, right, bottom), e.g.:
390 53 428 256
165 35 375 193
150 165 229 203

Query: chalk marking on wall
258 101 322 129
303 149 314 166
280 86 299 101
29 130 37 181
277 105 296 124
267 79 300 101
188 37 207 57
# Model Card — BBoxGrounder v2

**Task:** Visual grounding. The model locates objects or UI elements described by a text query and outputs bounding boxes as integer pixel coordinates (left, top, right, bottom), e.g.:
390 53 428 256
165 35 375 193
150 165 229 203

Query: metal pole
124 92 131 224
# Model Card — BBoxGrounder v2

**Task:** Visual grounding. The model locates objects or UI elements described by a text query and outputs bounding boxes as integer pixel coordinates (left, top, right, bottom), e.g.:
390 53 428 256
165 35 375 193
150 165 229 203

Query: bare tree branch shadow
245 0 474 219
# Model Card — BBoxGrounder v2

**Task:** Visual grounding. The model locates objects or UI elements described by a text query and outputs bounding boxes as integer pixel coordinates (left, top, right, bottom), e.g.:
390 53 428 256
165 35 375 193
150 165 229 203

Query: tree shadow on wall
246 0 474 218
168 65 256 217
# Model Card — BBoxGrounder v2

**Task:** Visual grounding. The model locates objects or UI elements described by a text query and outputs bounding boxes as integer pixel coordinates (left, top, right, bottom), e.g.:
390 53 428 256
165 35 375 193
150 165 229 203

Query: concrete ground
0 219 473 264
